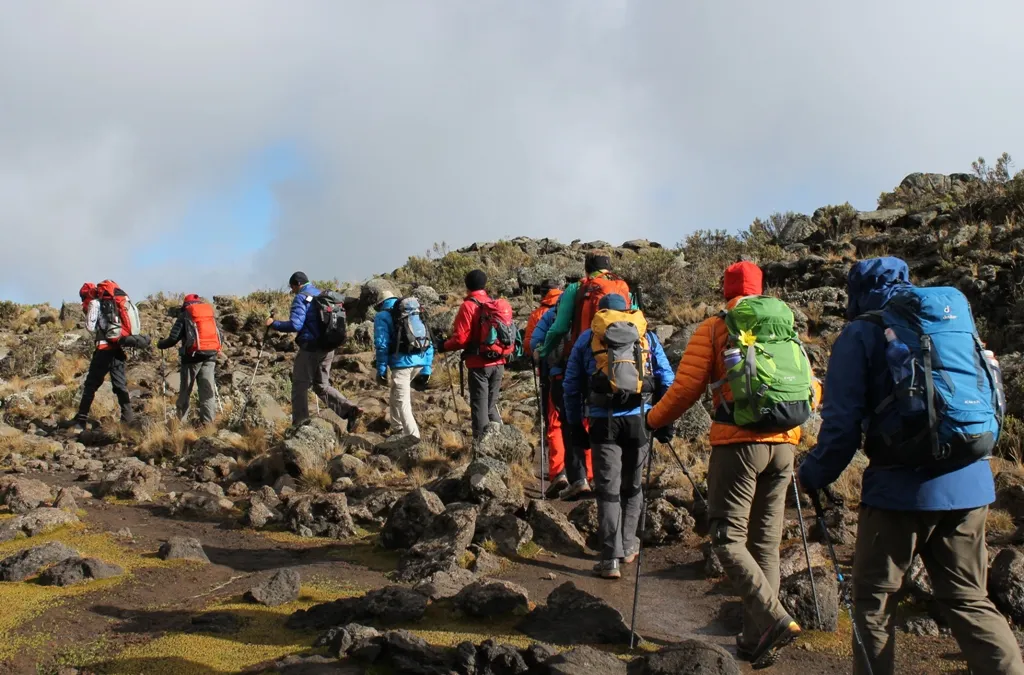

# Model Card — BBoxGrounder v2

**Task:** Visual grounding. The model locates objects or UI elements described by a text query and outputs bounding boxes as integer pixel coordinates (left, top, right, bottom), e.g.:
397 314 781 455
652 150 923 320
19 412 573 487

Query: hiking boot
593 559 621 579
545 472 569 498
735 635 756 662
344 406 364 432
750 616 801 670
559 479 591 501
622 545 640 565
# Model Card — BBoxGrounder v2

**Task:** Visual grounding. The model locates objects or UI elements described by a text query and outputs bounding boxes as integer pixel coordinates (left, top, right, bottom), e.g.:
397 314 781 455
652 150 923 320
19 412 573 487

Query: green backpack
714 295 814 431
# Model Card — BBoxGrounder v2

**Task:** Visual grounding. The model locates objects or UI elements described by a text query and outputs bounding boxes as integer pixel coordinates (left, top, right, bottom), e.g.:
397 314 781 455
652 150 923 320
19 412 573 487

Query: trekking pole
629 396 655 650
662 439 707 509
159 350 169 421
809 490 874 675
245 322 272 408
532 363 547 499
445 357 459 413
792 472 822 630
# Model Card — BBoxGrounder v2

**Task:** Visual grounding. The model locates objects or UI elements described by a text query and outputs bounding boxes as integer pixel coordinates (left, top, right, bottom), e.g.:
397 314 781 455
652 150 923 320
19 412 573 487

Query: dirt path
1 472 973 675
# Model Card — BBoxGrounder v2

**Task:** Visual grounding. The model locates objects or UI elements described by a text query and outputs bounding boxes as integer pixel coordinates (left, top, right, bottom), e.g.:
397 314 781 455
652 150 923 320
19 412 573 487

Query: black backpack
312 291 348 350
390 297 432 355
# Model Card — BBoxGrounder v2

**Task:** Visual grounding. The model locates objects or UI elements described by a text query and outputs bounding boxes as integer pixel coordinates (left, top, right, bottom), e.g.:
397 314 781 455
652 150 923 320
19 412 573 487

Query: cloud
2 0 1023 304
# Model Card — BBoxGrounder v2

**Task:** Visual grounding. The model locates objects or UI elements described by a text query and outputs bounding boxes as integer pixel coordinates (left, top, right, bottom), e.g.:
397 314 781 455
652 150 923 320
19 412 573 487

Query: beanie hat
723 261 763 300
465 269 488 292
539 278 565 294
598 293 628 311
288 271 309 287
184 293 200 303
585 250 612 274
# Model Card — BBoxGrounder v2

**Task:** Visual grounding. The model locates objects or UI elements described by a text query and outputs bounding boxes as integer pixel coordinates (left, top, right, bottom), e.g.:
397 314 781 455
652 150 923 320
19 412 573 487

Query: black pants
589 414 649 560
77 348 132 422
468 365 504 439
551 376 586 484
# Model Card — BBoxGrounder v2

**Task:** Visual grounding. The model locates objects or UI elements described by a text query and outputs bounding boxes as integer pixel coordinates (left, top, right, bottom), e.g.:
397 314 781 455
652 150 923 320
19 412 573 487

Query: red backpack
571 272 631 343
183 299 223 358
96 280 141 343
471 297 517 360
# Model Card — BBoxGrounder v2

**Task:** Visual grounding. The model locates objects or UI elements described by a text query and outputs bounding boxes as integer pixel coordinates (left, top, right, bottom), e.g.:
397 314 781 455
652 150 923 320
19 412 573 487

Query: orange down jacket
524 289 563 358
646 297 822 446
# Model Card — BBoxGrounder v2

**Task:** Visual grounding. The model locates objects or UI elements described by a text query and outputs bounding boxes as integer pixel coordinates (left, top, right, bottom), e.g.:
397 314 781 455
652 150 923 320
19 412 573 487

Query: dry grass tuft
987 509 1016 535
297 468 332 494
52 354 87 386
136 419 199 460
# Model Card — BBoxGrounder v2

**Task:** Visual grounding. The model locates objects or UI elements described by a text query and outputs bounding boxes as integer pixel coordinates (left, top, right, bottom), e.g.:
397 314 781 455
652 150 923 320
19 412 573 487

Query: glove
411 373 431 391
375 372 388 387
433 336 447 353
652 425 674 445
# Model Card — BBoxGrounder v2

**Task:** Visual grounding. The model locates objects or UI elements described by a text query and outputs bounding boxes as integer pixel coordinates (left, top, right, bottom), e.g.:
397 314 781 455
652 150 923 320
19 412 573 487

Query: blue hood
845 257 910 319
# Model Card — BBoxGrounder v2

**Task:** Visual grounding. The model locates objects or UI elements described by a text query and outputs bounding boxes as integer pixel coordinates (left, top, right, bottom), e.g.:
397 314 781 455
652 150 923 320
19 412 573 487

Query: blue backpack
862 286 1005 468
390 297 432 355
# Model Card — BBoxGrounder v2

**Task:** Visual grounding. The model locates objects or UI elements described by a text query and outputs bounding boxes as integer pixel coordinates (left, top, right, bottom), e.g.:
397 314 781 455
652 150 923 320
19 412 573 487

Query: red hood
723 261 763 300
184 294 201 303
541 289 563 307
465 289 491 302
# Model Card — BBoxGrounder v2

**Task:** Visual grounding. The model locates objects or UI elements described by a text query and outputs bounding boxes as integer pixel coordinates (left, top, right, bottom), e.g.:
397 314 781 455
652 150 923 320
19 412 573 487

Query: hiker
562 293 674 579
72 280 142 429
266 272 361 428
370 283 434 440
539 251 632 499
798 257 1023 675
157 294 222 425
525 279 569 494
645 261 820 669
436 269 515 439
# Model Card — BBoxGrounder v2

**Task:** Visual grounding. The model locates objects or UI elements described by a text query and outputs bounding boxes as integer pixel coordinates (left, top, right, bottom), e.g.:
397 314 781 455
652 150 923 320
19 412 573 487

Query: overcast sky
2 1 1023 305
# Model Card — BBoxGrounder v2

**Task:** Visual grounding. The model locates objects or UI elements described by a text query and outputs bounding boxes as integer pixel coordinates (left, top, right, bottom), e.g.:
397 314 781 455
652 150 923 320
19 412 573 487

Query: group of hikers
68 250 1023 674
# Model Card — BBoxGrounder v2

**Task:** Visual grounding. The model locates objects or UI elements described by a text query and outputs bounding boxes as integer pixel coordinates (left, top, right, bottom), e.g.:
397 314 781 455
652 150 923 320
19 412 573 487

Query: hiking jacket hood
373 297 435 376
271 283 321 348
562 327 675 424
525 289 563 358
443 289 507 369
798 257 996 511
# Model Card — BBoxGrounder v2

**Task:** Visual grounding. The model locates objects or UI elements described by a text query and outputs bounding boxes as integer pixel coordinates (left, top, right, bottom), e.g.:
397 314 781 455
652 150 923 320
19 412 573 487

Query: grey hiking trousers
177 359 217 425
292 348 355 425
468 365 504 439
590 414 649 561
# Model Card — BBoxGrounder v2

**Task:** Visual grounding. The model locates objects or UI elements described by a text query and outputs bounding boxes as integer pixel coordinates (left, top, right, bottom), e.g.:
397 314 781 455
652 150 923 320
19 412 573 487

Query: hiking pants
853 505 1024 675
468 365 504 439
707 442 793 646
552 376 592 484
389 367 421 440
292 348 355 425
77 348 132 423
540 376 565 478
177 360 217 425
590 414 648 561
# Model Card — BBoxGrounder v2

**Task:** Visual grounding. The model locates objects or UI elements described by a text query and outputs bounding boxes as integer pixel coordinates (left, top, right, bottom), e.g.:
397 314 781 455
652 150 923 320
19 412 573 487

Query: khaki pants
707 442 794 645
853 505 1024 675
177 360 217 425
292 348 355 425
389 367 421 439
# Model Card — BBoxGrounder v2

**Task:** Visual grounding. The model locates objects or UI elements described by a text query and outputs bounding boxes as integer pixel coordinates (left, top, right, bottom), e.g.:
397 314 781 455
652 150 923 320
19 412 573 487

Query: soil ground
0 471 976 675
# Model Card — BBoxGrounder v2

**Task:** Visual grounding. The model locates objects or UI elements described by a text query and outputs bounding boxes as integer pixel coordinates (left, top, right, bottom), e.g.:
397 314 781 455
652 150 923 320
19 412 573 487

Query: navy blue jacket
374 298 435 377
798 257 996 511
271 283 321 348
529 306 565 377
563 327 675 426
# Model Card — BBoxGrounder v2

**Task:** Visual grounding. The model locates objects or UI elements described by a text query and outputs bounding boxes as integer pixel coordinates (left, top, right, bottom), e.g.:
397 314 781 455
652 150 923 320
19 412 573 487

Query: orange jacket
647 297 822 446
524 289 563 357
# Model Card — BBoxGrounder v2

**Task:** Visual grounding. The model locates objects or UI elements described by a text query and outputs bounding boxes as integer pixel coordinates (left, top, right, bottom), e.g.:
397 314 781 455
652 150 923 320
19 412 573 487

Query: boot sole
751 630 798 670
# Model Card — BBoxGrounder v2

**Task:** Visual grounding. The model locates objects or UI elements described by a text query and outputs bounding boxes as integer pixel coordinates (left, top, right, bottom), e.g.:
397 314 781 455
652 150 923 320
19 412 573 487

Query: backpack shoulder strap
854 311 885 328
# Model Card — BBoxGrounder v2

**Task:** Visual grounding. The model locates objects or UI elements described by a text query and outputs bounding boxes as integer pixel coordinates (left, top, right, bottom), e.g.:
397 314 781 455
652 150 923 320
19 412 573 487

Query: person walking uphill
798 257 1023 675
436 269 514 439
266 272 361 428
71 280 143 430
646 261 820 670
371 283 434 440
563 293 674 580
526 279 568 493
157 294 222 426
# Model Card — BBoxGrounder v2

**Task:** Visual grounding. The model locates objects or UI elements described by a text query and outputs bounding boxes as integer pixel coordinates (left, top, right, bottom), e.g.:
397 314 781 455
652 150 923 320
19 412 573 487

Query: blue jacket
373 298 434 377
563 328 675 426
271 283 321 347
529 306 564 377
798 257 996 511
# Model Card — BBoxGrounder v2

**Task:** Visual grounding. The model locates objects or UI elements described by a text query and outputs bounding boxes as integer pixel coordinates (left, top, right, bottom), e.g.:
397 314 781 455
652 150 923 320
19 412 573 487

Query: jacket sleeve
530 307 556 354
540 284 577 357
443 301 475 352
85 300 99 333
798 324 871 491
157 316 184 350
373 312 391 376
272 294 307 333
562 332 590 426
648 334 675 402
421 341 434 376
646 318 715 429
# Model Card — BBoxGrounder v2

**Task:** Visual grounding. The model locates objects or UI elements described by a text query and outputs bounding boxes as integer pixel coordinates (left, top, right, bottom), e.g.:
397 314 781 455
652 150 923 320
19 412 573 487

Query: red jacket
443 290 507 368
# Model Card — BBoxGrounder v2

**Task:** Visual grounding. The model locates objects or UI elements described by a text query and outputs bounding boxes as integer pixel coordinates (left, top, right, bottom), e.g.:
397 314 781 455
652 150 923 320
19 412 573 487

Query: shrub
0 301 19 328
814 202 858 241
618 248 686 315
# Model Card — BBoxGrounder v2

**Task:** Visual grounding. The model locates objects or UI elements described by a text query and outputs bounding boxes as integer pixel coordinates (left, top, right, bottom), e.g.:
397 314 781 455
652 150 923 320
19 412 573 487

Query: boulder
98 458 162 502
329 454 366 480
38 557 123 586
544 646 627 675
989 548 1024 623
641 498 695 546
702 542 725 579
394 502 477 583
245 501 283 529
474 424 530 465
476 514 533 558
230 391 288 432
0 542 79 581
472 640 529 674
157 536 210 563
995 471 1024 519
568 500 600 550
53 488 78 512
674 406 712 443
519 582 632 645
288 585 427 631
0 476 53 514
315 623 382 659
454 579 530 618
412 567 476 601
780 568 839 632
251 485 281 508
527 500 586 555
169 491 235 518
285 493 357 539
0 507 79 542
279 418 340 476
778 542 829 581
380 488 445 550
462 458 511 503
246 569 302 607
633 640 740 675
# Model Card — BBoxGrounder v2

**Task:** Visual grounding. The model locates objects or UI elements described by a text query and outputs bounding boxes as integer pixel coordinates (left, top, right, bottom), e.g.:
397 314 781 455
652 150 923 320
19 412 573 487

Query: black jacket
158 315 216 364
